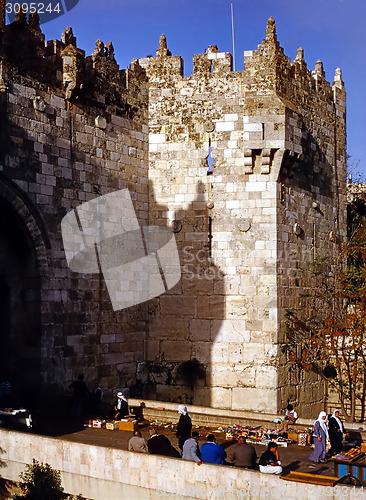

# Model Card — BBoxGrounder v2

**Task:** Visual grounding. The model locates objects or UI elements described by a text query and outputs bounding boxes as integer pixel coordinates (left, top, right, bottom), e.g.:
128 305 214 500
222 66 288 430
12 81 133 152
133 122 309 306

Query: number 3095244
5 3 61 14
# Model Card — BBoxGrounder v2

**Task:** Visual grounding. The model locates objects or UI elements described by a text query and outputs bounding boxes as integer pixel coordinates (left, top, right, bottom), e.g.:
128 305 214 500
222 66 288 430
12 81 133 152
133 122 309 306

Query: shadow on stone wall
278 128 344 416
131 179 226 407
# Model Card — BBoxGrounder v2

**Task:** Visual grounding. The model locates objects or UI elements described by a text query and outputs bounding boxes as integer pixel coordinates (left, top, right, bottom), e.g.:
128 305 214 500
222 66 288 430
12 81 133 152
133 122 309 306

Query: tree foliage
282 225 366 422
13 459 67 500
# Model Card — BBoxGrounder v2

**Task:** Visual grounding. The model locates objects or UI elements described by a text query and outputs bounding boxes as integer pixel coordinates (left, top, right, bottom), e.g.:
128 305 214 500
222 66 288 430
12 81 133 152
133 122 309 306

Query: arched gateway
0 174 49 403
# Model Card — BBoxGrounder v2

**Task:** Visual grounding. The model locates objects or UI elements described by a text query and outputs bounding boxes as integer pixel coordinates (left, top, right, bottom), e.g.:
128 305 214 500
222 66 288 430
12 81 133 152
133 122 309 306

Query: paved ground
27 417 336 478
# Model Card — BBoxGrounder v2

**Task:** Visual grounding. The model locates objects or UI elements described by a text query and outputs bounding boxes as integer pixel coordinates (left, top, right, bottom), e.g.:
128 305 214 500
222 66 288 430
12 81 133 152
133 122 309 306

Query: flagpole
231 2 236 72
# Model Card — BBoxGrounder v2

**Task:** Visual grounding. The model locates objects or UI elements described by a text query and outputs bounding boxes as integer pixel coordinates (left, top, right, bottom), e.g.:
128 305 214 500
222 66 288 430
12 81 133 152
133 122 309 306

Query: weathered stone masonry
0 13 150 394
0 14 346 416
139 19 347 415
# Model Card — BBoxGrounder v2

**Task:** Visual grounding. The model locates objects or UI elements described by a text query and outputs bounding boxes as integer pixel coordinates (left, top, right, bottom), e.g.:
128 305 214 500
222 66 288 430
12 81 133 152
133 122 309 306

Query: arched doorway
0 196 42 403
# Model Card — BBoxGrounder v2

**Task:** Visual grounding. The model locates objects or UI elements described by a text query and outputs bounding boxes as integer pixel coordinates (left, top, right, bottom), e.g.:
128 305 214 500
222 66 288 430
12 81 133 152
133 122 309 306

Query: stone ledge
129 398 366 433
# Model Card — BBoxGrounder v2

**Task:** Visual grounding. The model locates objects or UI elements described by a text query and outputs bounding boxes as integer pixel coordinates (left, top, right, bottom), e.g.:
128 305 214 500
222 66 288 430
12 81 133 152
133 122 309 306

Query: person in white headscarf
114 392 129 420
328 409 345 455
309 411 328 463
176 404 192 451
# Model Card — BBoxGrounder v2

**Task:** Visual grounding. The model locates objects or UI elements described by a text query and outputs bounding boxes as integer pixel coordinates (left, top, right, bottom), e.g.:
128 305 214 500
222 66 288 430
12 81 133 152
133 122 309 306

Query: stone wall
138 19 346 415
0 15 347 414
0 18 149 395
1 429 365 500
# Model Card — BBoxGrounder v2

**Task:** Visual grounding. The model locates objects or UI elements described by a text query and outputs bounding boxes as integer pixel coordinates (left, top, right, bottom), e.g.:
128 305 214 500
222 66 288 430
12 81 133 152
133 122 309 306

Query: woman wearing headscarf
328 409 345 455
176 404 192 451
309 411 328 463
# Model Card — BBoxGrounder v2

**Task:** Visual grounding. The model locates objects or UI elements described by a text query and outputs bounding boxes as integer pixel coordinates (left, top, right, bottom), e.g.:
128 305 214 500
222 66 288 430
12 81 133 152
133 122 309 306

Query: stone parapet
0 428 364 500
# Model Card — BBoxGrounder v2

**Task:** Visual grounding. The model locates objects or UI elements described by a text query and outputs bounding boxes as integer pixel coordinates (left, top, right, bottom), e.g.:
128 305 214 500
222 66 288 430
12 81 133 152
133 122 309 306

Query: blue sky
20 0 366 179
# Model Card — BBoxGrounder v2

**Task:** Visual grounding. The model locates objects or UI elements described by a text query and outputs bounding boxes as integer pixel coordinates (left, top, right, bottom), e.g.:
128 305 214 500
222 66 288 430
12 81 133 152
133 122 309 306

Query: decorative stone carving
172 220 182 233
293 223 302 236
33 96 46 112
93 40 104 57
95 115 107 129
105 42 115 61
204 121 215 133
62 27 76 47
237 219 251 232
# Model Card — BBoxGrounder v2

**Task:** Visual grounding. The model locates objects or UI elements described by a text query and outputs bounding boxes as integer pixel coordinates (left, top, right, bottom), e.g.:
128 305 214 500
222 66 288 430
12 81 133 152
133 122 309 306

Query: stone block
197 296 225 319
255 365 278 389
148 318 190 340
149 134 166 144
243 123 262 132
190 319 211 341
160 296 196 316
182 276 214 295
211 320 249 342
215 121 234 132
193 342 212 363
232 387 278 413
160 341 191 361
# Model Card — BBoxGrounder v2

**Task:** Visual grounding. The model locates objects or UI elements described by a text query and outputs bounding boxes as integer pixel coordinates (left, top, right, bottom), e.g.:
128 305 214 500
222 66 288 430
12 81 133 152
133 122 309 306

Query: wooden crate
287 431 299 442
119 419 138 432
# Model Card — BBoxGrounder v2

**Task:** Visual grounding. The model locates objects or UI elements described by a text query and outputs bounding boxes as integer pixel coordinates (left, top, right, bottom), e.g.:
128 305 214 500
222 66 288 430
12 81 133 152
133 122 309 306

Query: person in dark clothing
259 442 282 474
231 436 257 469
114 392 129 420
147 429 181 457
176 404 192 451
69 374 89 418
328 409 345 455
91 382 103 417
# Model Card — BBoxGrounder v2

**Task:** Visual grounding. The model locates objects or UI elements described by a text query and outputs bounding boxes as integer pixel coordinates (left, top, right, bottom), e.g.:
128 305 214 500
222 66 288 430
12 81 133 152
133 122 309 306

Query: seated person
114 392 129 420
259 442 282 475
230 436 257 469
200 434 227 465
182 431 202 465
128 430 148 453
282 404 298 431
147 428 180 458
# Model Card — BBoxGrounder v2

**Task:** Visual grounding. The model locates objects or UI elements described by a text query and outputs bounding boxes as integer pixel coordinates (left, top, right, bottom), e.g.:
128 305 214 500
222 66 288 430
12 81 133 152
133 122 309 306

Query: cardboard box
119 419 138 432
92 419 103 428
106 421 119 430
287 432 299 442
298 432 307 446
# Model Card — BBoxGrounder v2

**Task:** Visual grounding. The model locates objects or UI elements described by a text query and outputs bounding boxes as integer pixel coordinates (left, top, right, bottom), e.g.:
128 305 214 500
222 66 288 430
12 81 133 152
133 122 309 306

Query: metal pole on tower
231 2 236 72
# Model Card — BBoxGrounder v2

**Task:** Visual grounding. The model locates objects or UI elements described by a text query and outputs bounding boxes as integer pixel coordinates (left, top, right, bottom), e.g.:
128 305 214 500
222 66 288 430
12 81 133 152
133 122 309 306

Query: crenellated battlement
0 17 148 112
0 14 345 118
138 17 344 108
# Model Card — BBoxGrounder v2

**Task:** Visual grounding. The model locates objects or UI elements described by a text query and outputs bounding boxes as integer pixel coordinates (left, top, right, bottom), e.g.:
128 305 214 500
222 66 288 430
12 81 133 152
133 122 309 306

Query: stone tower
0 15 346 416
138 19 347 415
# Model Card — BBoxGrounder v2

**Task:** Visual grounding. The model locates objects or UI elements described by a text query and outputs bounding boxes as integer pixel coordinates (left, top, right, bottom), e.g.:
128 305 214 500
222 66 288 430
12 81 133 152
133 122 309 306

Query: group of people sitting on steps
128 403 351 476
127 403 284 474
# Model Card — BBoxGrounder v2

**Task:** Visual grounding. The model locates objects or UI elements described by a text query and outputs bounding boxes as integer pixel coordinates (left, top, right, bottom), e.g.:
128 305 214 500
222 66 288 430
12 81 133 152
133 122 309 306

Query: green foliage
13 459 67 500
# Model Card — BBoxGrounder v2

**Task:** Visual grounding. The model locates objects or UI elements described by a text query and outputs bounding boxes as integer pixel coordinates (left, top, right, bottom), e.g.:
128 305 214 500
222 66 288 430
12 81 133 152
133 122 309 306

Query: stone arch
0 173 50 402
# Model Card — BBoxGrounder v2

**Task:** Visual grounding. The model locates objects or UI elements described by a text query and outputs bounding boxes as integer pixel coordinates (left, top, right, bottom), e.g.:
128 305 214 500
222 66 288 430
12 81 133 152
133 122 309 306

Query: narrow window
207 139 214 175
